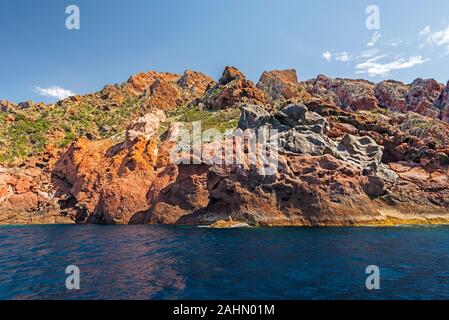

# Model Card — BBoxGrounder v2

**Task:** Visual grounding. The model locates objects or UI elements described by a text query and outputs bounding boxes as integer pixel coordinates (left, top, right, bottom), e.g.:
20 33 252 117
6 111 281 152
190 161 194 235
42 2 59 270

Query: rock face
125 110 166 146
177 70 215 96
0 158 73 224
405 78 444 118
257 69 300 101
137 101 449 226
434 81 449 122
2 66 449 226
120 70 215 111
304 75 449 123
52 110 166 224
203 66 268 110
375 80 408 112
305 76 379 111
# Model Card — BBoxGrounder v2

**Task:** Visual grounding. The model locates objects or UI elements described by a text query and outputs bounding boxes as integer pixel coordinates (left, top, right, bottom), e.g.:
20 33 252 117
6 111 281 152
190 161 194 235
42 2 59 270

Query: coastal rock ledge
2 67 449 226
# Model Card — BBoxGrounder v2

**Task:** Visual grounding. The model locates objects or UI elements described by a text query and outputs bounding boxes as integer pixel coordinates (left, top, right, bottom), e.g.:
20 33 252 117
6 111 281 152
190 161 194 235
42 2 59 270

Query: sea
0 225 448 300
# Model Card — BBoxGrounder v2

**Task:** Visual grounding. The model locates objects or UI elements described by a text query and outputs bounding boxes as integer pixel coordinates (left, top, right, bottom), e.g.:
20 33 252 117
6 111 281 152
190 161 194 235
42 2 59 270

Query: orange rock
257 69 300 101
5 114 15 122
177 70 216 96
0 185 10 200
52 111 166 223
7 192 39 211
218 66 245 85
144 77 181 110
204 66 268 110
14 177 32 194
124 71 180 97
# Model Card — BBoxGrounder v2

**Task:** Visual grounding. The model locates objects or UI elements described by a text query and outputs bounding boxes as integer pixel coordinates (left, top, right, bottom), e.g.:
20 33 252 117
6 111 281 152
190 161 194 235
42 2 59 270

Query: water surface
0 225 448 299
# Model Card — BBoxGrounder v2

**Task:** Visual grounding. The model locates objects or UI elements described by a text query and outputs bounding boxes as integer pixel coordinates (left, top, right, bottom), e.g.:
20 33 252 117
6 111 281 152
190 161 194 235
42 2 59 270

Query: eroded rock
257 69 299 101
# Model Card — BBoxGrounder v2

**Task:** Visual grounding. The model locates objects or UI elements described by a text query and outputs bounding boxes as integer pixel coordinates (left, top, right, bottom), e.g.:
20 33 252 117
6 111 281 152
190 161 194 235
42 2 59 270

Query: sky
2 0 449 103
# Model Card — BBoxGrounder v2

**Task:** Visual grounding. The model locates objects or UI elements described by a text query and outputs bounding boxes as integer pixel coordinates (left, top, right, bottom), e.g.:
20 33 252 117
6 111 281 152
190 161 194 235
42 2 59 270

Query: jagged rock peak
218 66 246 85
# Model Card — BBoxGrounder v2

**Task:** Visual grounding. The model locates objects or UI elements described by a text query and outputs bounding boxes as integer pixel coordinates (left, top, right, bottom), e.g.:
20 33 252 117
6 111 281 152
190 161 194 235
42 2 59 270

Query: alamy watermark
66 5 80 30
365 5 380 30
365 265 380 290
169 122 279 176
65 265 80 290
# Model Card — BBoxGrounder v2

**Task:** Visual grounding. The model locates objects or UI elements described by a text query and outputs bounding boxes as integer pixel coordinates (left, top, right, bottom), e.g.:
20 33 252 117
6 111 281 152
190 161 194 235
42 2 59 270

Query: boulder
204 67 268 110
238 104 271 130
334 134 383 172
257 69 299 100
218 66 245 85
125 109 166 145
277 129 335 156
177 70 216 96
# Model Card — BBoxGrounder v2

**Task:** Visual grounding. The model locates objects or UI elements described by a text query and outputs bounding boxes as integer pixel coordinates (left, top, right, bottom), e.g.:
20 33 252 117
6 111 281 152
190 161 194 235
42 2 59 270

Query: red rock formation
257 69 300 101
3 67 449 226
304 76 449 124
375 80 408 112
177 70 216 96
435 81 449 122
52 110 166 224
405 78 444 118
204 66 268 110
124 71 180 96
0 163 72 224
304 76 378 111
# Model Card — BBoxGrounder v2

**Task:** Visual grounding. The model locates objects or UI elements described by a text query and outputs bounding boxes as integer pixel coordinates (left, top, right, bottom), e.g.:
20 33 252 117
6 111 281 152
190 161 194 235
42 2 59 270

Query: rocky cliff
2 67 449 226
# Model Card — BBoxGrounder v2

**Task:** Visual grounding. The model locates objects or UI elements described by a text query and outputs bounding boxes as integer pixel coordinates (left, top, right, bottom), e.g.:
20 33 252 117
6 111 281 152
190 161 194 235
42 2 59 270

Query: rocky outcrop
375 80 408 112
0 161 73 224
52 110 166 224
177 70 216 96
203 66 268 110
0 100 46 112
97 70 214 112
435 81 449 122
257 69 300 101
0 100 17 112
305 75 379 111
125 110 166 146
3 66 449 226
141 101 446 227
405 78 444 118
304 75 449 123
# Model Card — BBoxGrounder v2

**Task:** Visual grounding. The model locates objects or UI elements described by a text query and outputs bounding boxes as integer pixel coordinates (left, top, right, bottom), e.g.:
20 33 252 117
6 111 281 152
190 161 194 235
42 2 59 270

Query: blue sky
1 0 449 103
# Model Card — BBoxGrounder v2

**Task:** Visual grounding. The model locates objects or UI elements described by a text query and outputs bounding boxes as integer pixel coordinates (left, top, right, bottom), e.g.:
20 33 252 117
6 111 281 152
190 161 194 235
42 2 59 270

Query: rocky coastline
2 67 449 226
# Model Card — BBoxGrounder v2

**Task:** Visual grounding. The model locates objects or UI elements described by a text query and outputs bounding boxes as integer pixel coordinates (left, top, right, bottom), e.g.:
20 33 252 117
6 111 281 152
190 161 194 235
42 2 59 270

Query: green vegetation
0 95 241 165
371 107 393 116
0 96 141 164
166 105 240 134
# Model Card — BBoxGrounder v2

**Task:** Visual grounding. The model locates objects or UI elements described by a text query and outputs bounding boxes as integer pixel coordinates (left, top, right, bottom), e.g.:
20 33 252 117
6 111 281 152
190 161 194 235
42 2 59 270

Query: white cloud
322 51 332 62
355 55 429 77
335 51 352 62
427 25 449 46
386 39 403 47
419 26 431 36
34 86 76 100
367 31 381 47
356 48 381 60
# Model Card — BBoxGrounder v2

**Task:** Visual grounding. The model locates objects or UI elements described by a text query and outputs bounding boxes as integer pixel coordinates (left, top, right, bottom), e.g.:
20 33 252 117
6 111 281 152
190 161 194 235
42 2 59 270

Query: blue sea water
0 225 448 300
